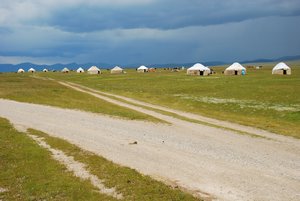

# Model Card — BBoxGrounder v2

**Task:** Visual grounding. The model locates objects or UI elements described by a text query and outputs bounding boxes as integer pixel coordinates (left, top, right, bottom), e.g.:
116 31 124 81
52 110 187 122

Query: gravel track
1 98 299 201
61 81 296 142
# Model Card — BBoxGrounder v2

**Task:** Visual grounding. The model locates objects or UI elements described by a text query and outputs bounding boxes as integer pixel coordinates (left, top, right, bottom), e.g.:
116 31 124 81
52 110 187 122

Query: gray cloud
0 0 300 64
2 0 299 32
40 0 300 32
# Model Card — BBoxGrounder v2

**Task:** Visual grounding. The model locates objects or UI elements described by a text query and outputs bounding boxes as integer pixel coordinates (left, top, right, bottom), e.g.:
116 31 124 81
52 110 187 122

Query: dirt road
59 81 295 141
1 99 299 201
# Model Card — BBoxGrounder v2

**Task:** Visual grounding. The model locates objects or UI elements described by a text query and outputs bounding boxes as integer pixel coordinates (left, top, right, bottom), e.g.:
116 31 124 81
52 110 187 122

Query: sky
0 0 300 65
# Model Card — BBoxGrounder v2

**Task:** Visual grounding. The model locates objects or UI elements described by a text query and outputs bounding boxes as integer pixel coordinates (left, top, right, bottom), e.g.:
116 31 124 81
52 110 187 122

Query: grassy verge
28 129 200 200
0 73 161 122
68 82 264 137
38 63 300 138
0 117 116 200
0 118 200 200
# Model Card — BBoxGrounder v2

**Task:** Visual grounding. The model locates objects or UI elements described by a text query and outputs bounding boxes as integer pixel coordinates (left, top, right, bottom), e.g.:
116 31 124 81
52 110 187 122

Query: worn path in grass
60 80 295 141
1 99 299 201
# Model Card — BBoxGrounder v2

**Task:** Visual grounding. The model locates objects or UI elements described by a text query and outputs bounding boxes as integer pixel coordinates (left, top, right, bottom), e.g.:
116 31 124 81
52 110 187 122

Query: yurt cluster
17 66 124 74
186 62 291 76
17 62 292 76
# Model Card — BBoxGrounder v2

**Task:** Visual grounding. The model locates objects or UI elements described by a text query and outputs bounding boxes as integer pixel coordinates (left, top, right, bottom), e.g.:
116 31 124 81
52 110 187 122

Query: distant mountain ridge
0 55 299 72
240 55 300 64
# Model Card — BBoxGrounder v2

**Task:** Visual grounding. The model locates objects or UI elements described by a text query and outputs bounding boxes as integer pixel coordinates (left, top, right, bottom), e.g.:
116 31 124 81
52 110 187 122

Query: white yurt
76 67 85 73
61 67 70 73
111 66 124 74
137 65 149 73
224 62 246 75
43 68 48 72
187 63 211 76
28 68 36 73
17 68 25 73
87 66 101 74
272 62 291 75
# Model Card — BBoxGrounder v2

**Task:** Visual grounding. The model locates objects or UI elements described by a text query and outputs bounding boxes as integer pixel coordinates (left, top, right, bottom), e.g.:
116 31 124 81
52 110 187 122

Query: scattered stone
129 141 138 145
0 187 8 193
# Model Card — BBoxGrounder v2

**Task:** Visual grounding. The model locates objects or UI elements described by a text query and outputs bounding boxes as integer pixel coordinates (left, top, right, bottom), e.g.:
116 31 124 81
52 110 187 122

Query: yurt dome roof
273 62 290 71
226 62 246 70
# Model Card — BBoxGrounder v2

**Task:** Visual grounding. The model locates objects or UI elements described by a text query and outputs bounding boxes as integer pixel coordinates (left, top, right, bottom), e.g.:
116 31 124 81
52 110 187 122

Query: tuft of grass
0 73 161 122
28 129 201 201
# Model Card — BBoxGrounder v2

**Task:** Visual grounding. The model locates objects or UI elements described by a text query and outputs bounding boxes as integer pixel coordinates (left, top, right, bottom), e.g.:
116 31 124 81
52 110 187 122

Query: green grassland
38 62 300 138
0 118 199 200
0 73 160 122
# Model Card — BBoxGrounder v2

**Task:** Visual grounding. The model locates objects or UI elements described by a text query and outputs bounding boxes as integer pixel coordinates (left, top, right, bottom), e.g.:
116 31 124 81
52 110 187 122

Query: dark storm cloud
1 0 300 64
45 0 300 32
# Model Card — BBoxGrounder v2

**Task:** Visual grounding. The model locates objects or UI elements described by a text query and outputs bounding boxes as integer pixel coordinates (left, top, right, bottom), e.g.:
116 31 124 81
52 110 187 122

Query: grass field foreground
0 118 115 200
39 63 300 138
0 117 200 200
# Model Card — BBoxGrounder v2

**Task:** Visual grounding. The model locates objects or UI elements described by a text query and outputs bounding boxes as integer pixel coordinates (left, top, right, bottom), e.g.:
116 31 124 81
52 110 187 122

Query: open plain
1 64 300 200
